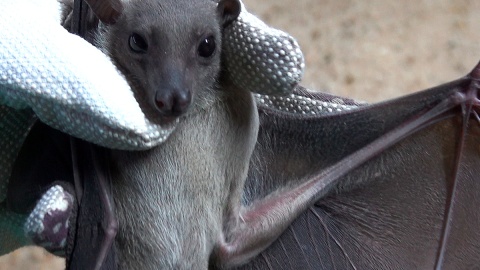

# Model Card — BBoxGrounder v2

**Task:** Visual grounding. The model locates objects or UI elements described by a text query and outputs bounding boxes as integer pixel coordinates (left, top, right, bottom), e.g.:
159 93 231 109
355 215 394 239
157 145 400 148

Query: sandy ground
244 0 480 102
1 0 479 269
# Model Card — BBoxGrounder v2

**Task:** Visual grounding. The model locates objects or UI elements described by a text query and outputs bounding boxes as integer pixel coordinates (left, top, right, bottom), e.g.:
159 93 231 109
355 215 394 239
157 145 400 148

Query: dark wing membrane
237 78 480 269
6 121 73 214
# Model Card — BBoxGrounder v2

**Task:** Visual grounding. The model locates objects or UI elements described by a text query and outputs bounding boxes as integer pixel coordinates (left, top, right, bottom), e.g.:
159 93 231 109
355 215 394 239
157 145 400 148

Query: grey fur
61 0 235 120
61 0 259 268
95 0 229 119
111 83 258 269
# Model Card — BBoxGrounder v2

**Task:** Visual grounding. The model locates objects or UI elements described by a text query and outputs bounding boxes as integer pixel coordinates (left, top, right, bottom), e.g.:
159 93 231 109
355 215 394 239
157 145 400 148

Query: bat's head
91 0 241 121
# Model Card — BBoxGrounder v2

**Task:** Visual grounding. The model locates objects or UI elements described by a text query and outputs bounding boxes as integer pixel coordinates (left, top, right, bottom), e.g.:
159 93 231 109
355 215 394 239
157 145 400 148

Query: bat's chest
112 173 225 268
110 145 229 269
109 98 256 268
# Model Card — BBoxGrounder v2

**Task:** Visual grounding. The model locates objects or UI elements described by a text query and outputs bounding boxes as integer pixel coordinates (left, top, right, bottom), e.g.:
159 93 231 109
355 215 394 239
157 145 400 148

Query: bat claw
239 213 245 223
473 111 480 124
454 68 480 127
469 60 480 81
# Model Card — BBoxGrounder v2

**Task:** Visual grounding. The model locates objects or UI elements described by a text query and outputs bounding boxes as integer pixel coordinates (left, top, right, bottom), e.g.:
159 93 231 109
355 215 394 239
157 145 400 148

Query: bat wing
236 68 480 269
4 121 118 270
4 68 479 269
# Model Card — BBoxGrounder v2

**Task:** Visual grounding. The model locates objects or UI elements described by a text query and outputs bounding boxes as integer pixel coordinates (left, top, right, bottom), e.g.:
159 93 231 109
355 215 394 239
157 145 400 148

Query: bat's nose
154 88 192 117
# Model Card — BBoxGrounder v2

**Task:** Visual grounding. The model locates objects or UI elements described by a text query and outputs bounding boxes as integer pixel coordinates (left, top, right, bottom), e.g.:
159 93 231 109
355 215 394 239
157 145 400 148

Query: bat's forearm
215 180 329 268
209 185 322 266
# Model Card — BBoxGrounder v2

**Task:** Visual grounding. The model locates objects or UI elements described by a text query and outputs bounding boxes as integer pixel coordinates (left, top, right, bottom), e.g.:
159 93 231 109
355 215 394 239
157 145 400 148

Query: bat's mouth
158 115 180 126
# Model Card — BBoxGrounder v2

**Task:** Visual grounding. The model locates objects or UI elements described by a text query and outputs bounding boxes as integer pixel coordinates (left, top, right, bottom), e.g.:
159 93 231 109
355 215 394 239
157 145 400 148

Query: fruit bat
8 64 480 269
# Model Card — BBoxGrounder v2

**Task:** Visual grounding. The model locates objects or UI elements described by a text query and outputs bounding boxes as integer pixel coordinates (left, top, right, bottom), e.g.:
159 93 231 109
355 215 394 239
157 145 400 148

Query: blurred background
243 0 480 102
1 0 479 269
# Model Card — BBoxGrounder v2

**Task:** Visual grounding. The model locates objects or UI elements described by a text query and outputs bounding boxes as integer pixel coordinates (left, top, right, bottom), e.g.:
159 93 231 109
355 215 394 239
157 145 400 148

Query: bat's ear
84 0 123 24
217 0 241 27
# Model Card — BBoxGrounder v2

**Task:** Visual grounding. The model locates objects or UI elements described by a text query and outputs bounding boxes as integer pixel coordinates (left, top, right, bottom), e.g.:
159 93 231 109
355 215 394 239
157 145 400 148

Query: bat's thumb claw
470 61 480 80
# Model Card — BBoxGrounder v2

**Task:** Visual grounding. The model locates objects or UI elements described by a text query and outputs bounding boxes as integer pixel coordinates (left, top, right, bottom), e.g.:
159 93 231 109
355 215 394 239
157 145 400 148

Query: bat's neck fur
110 84 258 269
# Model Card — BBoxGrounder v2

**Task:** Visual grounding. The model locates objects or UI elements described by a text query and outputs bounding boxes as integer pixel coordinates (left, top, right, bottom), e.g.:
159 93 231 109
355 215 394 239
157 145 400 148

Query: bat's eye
129 33 148 53
198 35 216 58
